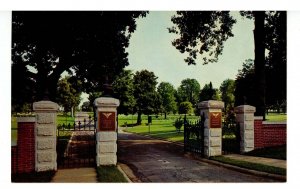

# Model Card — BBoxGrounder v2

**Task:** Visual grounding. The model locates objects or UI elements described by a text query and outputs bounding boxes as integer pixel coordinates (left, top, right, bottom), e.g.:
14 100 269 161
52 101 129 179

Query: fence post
94 97 120 166
33 100 59 172
198 100 224 158
235 105 256 153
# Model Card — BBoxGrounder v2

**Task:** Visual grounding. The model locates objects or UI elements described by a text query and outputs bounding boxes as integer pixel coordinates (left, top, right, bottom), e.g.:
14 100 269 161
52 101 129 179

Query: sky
126 11 255 89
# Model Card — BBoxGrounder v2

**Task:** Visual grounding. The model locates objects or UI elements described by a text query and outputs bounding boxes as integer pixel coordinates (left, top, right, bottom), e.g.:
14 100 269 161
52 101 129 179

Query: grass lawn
244 145 286 160
121 114 199 143
265 113 287 122
96 166 128 182
210 156 286 176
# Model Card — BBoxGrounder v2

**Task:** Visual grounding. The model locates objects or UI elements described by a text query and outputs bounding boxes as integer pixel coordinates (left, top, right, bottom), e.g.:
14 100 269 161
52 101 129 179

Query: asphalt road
117 130 280 183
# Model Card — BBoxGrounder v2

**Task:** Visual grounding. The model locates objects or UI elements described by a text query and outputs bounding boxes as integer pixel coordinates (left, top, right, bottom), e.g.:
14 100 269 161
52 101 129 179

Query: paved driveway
117 131 280 182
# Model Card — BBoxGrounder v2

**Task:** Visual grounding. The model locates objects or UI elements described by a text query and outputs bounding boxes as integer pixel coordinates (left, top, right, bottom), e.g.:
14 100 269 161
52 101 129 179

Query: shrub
174 117 184 132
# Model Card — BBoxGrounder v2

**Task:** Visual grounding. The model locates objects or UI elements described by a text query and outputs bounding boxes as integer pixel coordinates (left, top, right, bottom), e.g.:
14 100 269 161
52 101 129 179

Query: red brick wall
11 146 18 174
11 121 35 174
254 118 286 149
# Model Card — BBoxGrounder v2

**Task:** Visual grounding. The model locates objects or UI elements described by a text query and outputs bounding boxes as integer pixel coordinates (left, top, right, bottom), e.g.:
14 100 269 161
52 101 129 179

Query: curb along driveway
117 131 281 183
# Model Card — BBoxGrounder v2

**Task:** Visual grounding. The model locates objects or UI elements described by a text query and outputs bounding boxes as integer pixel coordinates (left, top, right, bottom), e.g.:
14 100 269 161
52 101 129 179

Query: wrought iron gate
184 114 205 156
222 118 240 154
56 117 96 168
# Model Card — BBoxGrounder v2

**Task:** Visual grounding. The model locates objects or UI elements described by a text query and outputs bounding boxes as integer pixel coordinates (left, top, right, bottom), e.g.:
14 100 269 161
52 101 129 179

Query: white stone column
198 100 224 157
33 100 59 172
235 105 256 153
94 97 119 166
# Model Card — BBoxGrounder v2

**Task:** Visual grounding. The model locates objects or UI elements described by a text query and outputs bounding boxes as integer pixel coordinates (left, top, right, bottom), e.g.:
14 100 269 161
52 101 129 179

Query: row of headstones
18 98 254 172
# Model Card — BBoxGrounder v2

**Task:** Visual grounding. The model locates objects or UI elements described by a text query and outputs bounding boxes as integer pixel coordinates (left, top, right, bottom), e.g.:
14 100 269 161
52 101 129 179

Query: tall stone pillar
235 105 256 153
94 97 119 166
199 100 224 157
33 101 59 172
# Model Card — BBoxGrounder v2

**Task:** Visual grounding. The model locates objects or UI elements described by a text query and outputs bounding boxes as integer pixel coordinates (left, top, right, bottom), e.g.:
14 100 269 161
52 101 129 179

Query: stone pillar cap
94 97 120 107
198 100 224 109
234 105 256 113
16 116 36 123
33 100 59 111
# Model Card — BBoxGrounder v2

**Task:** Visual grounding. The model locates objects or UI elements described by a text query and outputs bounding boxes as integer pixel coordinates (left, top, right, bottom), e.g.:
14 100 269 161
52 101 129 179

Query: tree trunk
253 11 266 120
164 112 167 119
137 112 142 125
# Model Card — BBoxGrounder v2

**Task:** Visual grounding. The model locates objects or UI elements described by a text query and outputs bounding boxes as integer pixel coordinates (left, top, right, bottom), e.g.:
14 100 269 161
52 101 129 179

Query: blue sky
127 11 254 89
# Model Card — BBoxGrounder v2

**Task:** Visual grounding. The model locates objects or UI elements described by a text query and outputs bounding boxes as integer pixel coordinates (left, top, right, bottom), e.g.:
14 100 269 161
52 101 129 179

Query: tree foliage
133 70 159 125
178 101 193 115
157 82 177 118
12 11 147 106
169 11 286 119
177 78 200 106
169 11 236 65
234 59 256 106
112 70 136 115
199 82 219 101
220 79 235 113
56 76 82 113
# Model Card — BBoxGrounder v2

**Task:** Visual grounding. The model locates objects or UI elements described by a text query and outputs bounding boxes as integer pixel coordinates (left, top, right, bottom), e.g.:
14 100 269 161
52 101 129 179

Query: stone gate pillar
235 105 256 153
199 100 224 157
33 100 59 172
94 97 119 166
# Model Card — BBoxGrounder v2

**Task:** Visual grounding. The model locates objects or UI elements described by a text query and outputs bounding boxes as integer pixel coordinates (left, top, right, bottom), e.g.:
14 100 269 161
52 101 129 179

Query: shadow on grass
244 145 286 160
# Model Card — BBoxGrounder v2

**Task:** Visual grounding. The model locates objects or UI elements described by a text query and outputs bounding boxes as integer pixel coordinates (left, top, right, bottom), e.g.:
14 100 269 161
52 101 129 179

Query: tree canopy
56 76 82 113
169 11 236 65
177 78 200 106
133 70 159 125
199 82 220 101
220 79 235 113
112 70 136 115
169 11 286 119
157 82 177 118
12 11 147 108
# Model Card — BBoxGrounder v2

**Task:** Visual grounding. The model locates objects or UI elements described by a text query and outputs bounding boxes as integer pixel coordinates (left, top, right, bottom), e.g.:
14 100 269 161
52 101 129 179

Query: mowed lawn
265 113 287 122
120 114 199 143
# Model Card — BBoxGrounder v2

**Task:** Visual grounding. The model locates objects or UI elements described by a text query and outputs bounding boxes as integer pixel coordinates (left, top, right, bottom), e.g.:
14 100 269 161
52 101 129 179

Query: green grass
121 114 199 142
210 156 286 176
57 114 75 126
244 145 286 160
265 113 287 122
96 166 128 182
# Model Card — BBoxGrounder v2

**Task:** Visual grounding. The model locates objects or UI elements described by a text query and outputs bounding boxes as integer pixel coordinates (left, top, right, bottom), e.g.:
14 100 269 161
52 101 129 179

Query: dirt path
117 131 280 182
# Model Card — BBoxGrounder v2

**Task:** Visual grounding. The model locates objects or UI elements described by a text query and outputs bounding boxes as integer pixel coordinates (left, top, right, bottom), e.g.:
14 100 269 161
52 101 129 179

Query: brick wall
11 119 35 174
254 117 286 149
11 146 18 174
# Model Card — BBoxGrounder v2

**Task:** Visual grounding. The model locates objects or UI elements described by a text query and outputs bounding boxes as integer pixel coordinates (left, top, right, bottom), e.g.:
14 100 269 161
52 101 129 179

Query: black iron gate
184 114 205 156
222 118 240 154
56 117 96 169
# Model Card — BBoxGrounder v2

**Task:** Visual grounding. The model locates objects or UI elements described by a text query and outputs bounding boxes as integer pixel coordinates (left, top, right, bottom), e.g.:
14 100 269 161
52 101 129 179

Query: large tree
112 70 136 115
177 78 201 106
133 70 159 125
199 82 220 101
220 79 235 114
56 76 82 114
234 59 256 107
169 11 286 119
12 11 147 106
157 82 177 119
